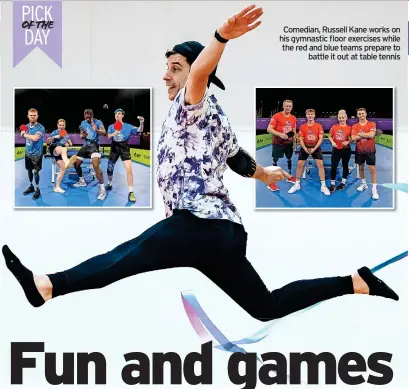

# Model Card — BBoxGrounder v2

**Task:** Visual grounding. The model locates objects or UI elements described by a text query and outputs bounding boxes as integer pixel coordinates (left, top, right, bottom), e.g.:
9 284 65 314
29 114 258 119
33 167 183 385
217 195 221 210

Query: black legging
48 210 353 322
331 147 352 180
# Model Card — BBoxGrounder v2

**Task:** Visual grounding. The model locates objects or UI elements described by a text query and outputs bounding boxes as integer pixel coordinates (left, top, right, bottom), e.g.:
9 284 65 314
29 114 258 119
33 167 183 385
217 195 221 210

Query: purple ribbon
13 0 62 67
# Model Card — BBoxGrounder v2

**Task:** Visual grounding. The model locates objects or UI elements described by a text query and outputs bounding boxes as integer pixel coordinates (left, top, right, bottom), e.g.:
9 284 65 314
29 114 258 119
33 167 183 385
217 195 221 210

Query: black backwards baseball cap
166 41 225 90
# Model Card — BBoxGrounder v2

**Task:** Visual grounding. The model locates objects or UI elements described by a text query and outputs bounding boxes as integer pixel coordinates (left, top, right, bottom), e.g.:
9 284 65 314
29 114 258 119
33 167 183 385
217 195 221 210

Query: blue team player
21 108 46 200
73 108 107 201
106 109 144 202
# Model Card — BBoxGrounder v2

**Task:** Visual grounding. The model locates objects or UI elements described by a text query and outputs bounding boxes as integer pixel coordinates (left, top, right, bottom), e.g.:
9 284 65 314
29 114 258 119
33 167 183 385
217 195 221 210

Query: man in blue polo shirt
4 5 399 320
72 108 107 200
105 108 144 202
21 108 45 200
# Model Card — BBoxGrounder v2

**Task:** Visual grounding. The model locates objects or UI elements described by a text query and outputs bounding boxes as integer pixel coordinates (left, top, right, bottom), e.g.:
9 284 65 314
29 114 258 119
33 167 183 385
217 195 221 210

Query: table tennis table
295 138 360 179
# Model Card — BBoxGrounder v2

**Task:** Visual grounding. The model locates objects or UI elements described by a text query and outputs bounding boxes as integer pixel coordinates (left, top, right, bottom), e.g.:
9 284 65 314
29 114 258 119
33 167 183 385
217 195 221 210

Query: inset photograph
255 87 394 209
14 88 152 208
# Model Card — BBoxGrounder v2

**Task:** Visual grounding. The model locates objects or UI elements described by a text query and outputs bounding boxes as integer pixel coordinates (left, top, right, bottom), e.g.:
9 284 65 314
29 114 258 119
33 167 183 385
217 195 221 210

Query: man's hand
217 4 263 40
137 116 145 123
256 166 290 186
342 141 349 146
279 133 288 140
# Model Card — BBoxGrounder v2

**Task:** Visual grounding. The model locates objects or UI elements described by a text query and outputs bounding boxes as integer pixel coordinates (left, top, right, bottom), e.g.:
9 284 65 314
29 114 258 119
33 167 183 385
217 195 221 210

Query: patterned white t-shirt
156 87 242 224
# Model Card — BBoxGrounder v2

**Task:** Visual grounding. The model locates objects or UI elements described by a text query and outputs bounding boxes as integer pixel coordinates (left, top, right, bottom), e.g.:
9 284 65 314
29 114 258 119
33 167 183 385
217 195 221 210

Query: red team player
328 110 353 193
266 99 297 191
351 108 379 200
288 109 330 195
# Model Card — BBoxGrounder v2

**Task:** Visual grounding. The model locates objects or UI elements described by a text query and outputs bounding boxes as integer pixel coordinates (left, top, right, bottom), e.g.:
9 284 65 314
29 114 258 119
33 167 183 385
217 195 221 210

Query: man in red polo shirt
266 99 297 191
288 109 330 196
351 108 379 200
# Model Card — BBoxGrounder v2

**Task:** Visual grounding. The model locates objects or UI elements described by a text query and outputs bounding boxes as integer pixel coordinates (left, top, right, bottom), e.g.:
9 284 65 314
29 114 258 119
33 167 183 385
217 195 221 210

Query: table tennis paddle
114 121 123 131
59 129 68 137
20 124 28 133
375 129 383 136
286 131 295 138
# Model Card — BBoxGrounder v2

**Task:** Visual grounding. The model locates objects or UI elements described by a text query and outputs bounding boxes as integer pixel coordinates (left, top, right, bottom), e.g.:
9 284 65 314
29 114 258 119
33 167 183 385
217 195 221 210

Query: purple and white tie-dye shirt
156 87 242 224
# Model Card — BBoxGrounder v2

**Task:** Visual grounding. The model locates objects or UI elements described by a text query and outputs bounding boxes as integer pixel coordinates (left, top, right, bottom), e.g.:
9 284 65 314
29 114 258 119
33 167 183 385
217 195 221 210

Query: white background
0 1 408 388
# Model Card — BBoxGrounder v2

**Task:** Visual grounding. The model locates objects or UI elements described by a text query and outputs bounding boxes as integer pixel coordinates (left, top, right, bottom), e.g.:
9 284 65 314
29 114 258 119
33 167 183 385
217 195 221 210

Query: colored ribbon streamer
381 183 408 193
182 251 407 354
13 0 62 67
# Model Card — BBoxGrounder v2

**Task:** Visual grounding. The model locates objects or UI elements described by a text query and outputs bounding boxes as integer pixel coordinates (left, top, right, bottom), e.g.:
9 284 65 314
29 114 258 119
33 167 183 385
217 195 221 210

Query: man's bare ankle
34 275 53 302
352 273 369 295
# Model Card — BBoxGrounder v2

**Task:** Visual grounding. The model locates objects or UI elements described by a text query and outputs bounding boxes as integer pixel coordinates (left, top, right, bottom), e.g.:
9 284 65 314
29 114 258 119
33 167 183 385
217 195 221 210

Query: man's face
84 111 93 121
338 111 347 123
283 102 293 114
58 121 65 130
163 54 190 101
357 110 367 121
306 112 315 121
115 111 124 121
27 111 38 123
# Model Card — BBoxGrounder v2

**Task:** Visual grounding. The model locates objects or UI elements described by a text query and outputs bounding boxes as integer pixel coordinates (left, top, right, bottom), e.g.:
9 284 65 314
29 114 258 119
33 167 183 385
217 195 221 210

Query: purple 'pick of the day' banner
13 0 62 67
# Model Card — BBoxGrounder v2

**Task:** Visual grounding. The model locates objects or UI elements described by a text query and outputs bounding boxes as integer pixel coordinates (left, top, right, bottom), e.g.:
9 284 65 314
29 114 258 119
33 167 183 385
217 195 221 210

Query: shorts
298 147 323 161
109 141 131 162
355 152 376 166
272 143 293 161
25 155 43 172
49 143 64 162
77 143 101 161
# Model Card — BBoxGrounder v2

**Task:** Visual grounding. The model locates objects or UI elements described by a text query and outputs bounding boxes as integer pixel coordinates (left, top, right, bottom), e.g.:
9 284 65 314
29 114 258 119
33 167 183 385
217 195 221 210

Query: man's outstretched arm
227 147 289 185
185 4 263 105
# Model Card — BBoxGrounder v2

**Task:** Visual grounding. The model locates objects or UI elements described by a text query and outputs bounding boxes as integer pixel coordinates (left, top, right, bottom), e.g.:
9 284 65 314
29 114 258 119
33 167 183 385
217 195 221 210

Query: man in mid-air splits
105 109 144 203
3 5 398 322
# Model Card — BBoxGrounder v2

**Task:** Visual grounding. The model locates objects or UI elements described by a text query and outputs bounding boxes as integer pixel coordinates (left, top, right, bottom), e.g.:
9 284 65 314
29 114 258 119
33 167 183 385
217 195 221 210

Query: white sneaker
53 187 65 193
288 183 300 194
98 189 107 200
372 189 379 200
73 179 86 187
321 186 330 196
357 183 368 192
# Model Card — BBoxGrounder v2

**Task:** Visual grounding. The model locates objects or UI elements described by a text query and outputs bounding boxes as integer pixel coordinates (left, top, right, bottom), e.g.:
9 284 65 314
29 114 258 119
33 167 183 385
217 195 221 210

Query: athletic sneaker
97 188 107 201
372 189 379 200
336 183 346 190
267 183 279 192
357 183 368 192
321 186 330 196
288 183 300 194
53 187 65 193
73 179 86 188
329 185 336 193
128 192 136 202
287 176 297 183
23 185 35 195
32 188 41 200
105 184 113 191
